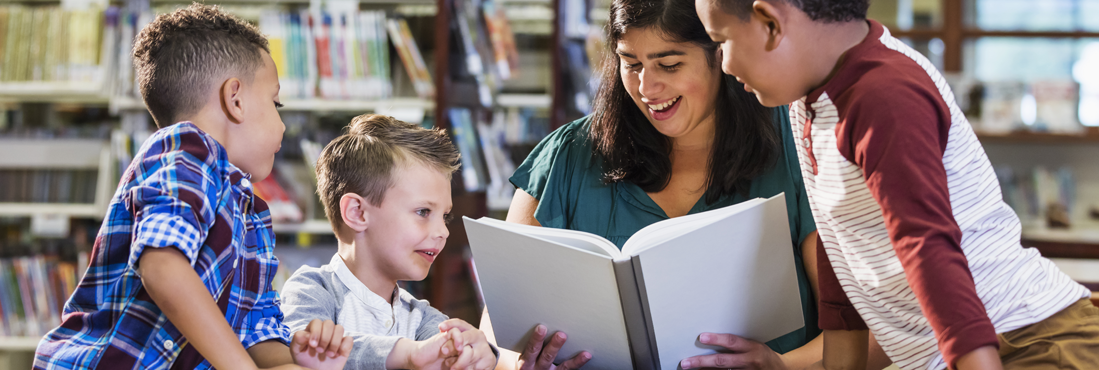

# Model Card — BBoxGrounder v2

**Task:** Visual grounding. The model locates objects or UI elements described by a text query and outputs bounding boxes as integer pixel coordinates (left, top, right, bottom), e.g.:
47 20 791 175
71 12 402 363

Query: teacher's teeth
647 96 680 111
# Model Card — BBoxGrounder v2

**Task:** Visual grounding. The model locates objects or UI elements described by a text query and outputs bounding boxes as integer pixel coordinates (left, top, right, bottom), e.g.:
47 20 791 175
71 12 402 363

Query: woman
477 0 887 368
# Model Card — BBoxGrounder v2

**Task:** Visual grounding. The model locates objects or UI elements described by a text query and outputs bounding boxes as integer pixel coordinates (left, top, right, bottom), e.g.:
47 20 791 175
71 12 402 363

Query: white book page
633 195 805 370
621 198 766 256
471 217 622 258
463 217 635 369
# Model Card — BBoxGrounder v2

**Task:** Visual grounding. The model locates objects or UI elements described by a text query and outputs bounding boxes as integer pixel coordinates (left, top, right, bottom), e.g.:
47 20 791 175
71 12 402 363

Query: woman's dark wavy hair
590 0 779 204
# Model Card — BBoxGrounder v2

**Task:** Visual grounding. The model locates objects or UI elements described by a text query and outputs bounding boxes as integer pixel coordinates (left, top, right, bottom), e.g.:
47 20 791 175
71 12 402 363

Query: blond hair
315 114 460 231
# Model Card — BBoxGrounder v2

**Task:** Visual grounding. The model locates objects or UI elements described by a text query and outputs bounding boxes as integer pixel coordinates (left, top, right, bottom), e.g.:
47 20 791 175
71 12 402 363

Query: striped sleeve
837 84 998 367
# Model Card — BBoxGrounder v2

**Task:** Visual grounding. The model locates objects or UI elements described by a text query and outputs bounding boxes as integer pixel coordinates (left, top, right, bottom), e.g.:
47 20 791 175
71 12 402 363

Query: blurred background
0 0 1097 367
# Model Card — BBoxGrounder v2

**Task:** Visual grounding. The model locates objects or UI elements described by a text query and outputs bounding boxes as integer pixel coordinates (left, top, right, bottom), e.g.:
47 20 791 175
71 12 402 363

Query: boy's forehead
389 162 453 203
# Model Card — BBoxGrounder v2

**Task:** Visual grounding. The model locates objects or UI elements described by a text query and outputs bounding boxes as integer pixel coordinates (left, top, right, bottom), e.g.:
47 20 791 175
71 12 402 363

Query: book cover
386 17 434 99
448 108 489 192
464 195 804 370
482 0 519 80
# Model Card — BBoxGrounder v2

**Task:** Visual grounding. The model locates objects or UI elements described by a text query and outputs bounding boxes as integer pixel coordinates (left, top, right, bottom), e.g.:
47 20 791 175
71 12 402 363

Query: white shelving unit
0 335 39 368
110 96 435 114
272 219 334 235
0 139 114 219
0 337 40 351
0 82 109 104
496 93 551 108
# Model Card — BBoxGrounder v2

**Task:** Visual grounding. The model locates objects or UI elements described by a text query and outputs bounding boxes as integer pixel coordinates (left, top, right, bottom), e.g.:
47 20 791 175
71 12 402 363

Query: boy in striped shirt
693 1 1099 369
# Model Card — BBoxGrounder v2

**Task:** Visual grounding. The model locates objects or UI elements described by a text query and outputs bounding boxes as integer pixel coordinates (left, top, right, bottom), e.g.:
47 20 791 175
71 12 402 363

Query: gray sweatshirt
280 254 451 369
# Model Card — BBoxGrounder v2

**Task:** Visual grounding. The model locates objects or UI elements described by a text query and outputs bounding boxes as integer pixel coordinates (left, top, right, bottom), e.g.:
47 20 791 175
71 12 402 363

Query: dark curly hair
133 3 270 128
714 0 869 22
591 0 778 204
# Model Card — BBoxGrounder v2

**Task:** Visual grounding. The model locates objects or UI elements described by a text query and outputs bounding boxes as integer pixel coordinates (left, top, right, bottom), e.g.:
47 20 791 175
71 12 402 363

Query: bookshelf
109 96 435 114
976 127 1099 145
0 337 39 352
0 139 113 219
0 0 553 354
0 83 109 104
496 93 551 108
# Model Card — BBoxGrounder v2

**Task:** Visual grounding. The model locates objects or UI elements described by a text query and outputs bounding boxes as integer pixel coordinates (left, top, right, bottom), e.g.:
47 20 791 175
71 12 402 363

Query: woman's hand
678 333 786 370
516 325 591 370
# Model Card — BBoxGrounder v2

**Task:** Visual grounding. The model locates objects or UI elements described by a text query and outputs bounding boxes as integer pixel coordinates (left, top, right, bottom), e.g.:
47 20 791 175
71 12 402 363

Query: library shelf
0 204 102 218
110 96 434 114
976 128 1099 145
1020 228 1099 260
142 0 436 3
0 337 40 351
496 93 551 108
0 139 114 219
272 219 335 235
0 82 109 104
0 139 106 169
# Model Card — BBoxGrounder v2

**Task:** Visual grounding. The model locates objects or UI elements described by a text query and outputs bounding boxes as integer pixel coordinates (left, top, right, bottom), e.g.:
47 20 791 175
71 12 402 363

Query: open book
463 194 804 370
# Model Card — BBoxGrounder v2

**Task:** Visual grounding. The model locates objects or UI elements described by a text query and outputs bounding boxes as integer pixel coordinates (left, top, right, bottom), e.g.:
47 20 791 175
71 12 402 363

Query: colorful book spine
387 18 434 99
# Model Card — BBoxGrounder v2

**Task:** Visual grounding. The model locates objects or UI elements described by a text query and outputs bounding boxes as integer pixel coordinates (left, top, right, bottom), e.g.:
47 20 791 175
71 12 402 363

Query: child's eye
416 208 430 217
274 101 284 109
660 63 681 71
624 62 642 71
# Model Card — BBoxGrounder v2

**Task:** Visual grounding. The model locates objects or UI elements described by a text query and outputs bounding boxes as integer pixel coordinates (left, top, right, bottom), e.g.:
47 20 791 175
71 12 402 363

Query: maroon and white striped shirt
794 20 1090 370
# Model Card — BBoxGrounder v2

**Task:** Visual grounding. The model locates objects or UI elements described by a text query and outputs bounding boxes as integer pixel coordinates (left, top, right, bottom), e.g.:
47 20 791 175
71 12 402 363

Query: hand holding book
464 194 804 370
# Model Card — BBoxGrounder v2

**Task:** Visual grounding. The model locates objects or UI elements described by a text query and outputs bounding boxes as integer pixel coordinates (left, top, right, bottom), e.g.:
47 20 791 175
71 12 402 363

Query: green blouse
508 107 820 354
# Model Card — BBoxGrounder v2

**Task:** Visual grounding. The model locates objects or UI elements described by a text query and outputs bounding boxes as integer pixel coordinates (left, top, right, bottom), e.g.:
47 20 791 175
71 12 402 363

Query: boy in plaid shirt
34 5 352 369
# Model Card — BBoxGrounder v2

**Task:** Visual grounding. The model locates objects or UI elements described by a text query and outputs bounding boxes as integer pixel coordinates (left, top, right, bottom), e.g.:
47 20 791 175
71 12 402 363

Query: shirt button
164 340 174 350
241 178 251 187
802 138 811 148
385 320 392 328
233 258 239 268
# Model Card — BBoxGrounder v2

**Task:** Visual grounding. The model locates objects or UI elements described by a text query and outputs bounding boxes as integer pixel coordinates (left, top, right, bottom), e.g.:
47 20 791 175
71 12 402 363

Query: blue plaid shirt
34 122 291 369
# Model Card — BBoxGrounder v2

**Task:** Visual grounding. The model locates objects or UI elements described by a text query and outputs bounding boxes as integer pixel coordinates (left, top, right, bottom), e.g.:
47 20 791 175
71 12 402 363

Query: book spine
301 9 317 99
613 259 657 370
315 12 333 98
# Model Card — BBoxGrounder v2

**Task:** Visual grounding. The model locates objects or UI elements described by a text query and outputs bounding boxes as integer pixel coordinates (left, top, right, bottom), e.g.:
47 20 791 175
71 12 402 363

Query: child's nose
437 220 450 240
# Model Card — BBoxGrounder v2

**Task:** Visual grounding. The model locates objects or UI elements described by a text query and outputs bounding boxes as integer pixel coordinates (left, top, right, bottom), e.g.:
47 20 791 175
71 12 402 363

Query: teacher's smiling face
617 27 722 140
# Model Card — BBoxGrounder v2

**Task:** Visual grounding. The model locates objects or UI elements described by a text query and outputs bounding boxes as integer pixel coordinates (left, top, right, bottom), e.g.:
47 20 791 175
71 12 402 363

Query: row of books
109 5 436 102
449 107 549 209
0 253 87 337
0 170 99 204
0 3 439 104
260 9 419 100
0 5 106 84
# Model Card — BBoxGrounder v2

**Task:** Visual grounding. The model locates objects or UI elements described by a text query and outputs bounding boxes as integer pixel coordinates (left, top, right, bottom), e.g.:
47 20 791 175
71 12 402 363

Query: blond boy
281 114 498 370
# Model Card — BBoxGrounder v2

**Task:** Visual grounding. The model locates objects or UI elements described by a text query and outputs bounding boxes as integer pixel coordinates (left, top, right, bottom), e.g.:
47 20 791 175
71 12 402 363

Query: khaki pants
998 298 1099 369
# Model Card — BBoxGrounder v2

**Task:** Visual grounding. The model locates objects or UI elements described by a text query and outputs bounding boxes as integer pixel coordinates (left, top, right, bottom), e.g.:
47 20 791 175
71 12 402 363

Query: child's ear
220 77 246 124
339 193 370 232
751 0 785 51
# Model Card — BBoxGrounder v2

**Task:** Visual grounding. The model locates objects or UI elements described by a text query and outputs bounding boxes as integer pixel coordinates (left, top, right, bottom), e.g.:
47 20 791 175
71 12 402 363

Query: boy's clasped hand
278 317 496 370
389 319 497 370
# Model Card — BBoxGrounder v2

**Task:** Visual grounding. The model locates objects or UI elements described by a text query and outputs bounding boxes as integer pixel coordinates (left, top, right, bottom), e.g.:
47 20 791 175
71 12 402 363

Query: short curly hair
713 0 869 23
133 3 270 128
